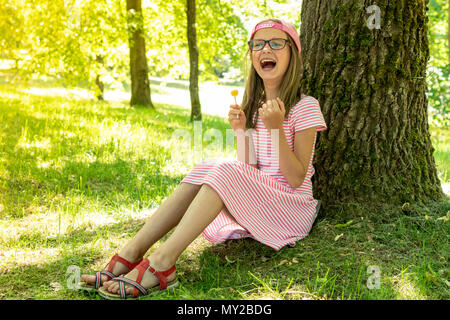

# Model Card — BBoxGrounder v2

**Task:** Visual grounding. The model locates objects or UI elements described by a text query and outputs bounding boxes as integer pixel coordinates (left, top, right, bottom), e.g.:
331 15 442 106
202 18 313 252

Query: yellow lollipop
231 90 239 119
231 89 238 104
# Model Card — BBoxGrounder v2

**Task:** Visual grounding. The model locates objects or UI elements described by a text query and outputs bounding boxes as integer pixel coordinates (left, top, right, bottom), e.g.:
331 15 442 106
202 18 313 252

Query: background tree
300 0 445 216
126 0 152 108
426 0 449 126
187 0 201 121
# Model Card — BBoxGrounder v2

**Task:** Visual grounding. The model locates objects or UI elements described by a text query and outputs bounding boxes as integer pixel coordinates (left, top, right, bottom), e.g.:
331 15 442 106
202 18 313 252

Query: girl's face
251 27 291 87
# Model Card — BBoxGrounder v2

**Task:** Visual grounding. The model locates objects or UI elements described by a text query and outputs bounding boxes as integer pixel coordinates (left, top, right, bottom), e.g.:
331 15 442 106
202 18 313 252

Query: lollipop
231 89 238 103
231 90 239 119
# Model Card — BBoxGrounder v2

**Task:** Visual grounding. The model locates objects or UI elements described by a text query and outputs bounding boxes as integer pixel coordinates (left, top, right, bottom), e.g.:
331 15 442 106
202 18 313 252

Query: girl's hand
258 97 285 130
228 104 246 131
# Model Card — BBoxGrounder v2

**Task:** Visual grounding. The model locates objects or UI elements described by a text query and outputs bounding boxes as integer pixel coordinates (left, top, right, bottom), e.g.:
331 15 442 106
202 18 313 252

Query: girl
80 18 327 300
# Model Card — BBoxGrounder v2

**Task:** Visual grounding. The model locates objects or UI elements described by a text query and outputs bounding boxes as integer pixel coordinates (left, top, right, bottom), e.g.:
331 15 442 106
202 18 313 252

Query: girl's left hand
258 97 286 130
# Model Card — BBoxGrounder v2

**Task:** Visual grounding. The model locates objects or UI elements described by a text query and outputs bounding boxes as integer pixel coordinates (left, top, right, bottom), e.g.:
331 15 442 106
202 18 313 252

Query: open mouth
260 59 276 71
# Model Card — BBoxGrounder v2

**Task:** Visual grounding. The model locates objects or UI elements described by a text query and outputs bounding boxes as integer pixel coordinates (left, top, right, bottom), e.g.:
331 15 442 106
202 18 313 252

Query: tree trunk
126 0 153 108
300 0 444 216
187 0 202 121
95 55 104 101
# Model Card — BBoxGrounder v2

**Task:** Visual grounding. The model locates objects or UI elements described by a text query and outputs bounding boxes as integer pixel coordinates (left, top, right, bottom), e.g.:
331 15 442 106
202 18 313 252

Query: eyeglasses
248 38 290 51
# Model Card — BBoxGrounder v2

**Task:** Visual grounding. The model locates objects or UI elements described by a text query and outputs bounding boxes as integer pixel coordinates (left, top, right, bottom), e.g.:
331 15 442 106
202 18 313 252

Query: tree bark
187 0 202 121
126 0 153 108
95 55 104 101
300 0 444 216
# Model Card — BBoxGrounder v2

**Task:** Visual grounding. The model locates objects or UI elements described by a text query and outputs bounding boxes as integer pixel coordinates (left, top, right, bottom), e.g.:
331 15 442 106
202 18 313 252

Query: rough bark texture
187 0 202 121
300 0 444 216
126 0 153 108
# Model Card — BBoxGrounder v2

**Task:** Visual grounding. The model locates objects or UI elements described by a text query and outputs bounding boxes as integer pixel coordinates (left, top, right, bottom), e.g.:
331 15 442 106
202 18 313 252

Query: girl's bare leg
81 182 201 285
105 184 225 295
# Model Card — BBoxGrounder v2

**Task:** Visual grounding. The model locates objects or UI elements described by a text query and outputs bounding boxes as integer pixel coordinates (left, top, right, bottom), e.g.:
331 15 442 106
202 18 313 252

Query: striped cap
249 20 301 53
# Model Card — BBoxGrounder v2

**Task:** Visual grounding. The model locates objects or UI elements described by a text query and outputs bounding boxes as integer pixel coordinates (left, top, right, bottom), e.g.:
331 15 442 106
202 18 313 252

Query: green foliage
0 0 446 125
427 0 449 127
0 0 128 91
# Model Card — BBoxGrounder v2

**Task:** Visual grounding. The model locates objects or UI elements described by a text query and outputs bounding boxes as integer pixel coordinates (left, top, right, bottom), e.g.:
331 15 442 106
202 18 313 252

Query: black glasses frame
248 38 291 51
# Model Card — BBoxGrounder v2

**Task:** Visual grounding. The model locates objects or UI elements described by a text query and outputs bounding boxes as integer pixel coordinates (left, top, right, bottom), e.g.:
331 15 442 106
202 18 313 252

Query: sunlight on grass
389 272 426 300
16 137 52 152
22 87 94 100
0 248 62 269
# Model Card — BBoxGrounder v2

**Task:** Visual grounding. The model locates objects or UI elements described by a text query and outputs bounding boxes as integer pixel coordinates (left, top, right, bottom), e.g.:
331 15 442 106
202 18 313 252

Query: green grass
0 81 448 300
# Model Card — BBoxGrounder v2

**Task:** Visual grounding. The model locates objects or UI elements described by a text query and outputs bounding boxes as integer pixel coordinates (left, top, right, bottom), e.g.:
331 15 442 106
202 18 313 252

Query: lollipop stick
231 90 239 119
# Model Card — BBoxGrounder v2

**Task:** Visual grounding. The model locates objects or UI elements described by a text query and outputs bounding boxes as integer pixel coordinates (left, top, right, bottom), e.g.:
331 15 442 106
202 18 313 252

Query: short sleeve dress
180 94 327 250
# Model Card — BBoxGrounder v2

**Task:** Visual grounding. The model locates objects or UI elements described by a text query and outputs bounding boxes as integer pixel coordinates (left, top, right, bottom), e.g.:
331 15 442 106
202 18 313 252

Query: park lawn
0 81 448 300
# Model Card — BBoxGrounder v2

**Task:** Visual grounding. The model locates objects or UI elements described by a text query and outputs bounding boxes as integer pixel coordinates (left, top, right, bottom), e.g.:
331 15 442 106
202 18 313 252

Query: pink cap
249 20 301 54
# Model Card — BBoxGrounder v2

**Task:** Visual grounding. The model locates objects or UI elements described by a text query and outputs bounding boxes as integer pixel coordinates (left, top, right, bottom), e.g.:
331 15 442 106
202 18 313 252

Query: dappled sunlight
0 207 158 271
0 203 157 247
0 248 62 270
442 183 450 195
161 161 192 177
15 136 52 153
21 87 94 101
104 89 130 102
389 273 426 300
240 279 324 300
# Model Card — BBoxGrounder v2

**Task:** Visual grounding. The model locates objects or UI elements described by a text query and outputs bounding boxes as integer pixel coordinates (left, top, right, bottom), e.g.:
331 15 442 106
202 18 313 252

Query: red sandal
98 258 178 300
79 253 143 291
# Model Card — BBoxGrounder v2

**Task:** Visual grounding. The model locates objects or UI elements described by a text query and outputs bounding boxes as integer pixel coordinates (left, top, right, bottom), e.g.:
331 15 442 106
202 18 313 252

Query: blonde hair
241 18 304 129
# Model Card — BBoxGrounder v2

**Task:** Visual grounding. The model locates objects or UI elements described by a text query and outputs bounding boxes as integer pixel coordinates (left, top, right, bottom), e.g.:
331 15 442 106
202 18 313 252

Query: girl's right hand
228 104 246 131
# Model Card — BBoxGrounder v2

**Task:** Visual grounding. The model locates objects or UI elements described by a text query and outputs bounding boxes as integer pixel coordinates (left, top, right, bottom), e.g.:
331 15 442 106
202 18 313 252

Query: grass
0 80 449 300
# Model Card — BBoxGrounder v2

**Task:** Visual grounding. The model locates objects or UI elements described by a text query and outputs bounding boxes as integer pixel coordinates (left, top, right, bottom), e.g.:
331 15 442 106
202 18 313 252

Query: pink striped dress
181 95 327 250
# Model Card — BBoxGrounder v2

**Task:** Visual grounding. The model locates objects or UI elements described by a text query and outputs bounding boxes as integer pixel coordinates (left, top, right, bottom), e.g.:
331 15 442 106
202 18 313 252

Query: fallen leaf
401 202 410 212
425 272 437 283
334 233 344 241
335 220 354 228
277 259 288 267
50 282 63 292
436 213 449 222
225 255 236 264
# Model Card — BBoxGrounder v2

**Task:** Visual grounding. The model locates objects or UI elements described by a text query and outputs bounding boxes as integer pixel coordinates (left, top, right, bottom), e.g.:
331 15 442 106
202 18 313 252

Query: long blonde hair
241 19 304 129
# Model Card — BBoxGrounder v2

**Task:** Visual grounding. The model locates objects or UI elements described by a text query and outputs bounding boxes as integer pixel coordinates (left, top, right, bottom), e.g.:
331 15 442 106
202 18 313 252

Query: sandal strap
110 259 176 298
115 275 148 299
107 253 141 273
148 265 176 290
94 270 116 289
135 259 176 291
114 259 151 298
93 254 142 289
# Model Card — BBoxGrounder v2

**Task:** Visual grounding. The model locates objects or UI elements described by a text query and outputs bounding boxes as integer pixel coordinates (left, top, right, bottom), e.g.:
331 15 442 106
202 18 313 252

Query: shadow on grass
1 198 448 299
